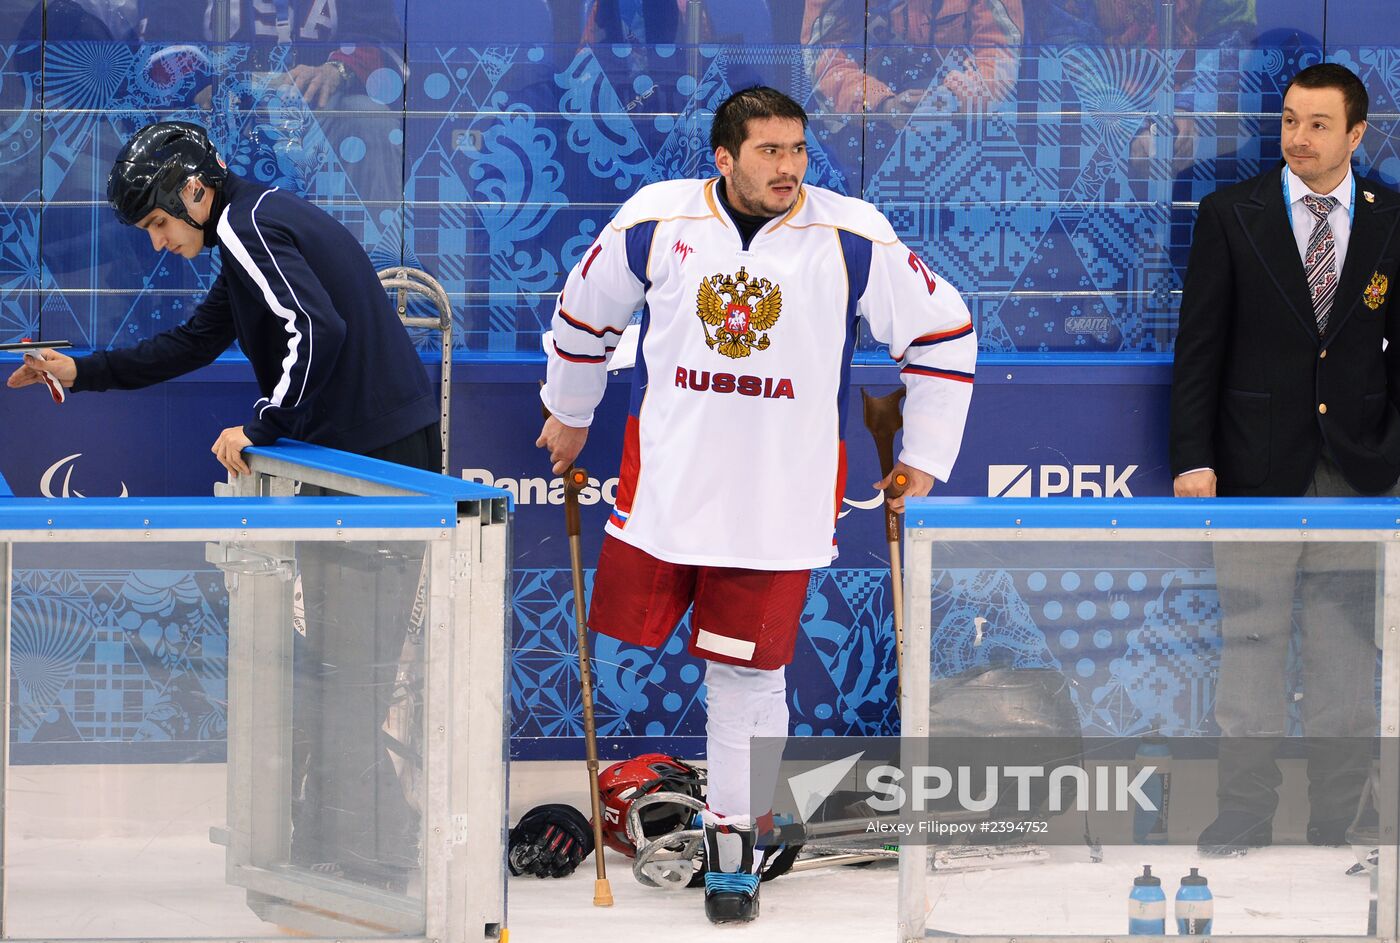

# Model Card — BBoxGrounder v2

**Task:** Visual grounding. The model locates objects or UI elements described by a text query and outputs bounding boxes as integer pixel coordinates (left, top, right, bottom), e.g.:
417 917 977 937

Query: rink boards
0 355 1197 763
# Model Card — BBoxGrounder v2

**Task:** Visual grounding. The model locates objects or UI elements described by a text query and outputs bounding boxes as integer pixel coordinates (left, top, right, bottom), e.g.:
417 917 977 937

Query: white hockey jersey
542 178 976 570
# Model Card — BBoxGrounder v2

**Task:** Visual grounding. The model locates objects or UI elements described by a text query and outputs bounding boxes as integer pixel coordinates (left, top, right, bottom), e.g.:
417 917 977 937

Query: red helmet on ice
595 753 704 857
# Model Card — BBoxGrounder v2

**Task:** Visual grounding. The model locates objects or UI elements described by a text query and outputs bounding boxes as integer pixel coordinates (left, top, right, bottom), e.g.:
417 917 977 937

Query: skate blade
1199 844 1252 858
931 843 1048 872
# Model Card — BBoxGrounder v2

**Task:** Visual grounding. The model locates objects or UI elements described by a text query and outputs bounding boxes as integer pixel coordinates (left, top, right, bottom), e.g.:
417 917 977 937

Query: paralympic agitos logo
40 453 129 498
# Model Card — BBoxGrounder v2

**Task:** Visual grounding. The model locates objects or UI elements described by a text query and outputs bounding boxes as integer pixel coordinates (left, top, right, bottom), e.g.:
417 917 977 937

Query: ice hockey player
537 86 976 923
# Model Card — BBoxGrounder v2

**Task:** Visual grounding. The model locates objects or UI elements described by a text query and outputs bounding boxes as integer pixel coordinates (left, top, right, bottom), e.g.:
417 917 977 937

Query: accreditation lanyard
1282 171 1357 227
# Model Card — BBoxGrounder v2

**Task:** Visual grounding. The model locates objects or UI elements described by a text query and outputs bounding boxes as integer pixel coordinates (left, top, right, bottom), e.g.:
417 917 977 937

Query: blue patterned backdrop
11 563 228 760
4 1 1400 355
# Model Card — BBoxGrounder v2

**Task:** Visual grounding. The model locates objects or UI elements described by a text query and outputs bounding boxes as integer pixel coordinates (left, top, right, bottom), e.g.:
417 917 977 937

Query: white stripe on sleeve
215 189 313 414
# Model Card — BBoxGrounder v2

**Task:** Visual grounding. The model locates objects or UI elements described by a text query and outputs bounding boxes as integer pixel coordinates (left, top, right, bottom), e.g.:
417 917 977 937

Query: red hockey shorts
587 534 811 670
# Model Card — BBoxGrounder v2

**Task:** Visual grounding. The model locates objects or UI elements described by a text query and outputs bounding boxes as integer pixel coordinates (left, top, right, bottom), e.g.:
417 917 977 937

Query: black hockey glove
508 804 594 878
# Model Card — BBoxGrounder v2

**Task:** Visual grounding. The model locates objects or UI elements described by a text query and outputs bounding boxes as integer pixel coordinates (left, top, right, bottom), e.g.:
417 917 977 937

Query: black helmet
107 121 228 227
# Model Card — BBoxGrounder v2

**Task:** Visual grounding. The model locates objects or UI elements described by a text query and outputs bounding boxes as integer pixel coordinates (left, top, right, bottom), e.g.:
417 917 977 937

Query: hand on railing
212 426 253 478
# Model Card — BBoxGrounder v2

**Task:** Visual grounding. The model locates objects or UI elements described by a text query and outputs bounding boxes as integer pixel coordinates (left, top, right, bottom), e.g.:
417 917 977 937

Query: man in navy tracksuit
7 121 437 889
9 120 439 474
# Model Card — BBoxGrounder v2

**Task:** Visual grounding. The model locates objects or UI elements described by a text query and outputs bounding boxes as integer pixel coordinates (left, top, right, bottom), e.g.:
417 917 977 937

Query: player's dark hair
710 86 808 157
1286 63 1369 129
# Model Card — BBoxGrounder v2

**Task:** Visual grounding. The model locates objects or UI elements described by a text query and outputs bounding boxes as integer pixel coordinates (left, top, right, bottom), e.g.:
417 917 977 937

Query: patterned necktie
1302 194 1340 334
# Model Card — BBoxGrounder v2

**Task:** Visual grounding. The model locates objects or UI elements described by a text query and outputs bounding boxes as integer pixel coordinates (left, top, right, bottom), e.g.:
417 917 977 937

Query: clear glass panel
908 538 1390 937
8 537 427 937
287 538 426 893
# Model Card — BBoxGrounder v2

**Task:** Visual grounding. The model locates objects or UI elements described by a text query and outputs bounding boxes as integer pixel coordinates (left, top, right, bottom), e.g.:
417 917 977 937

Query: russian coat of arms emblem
1364 271 1389 311
695 266 782 359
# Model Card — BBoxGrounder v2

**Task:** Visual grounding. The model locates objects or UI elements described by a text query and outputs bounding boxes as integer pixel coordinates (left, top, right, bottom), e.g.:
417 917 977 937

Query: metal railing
379 267 453 474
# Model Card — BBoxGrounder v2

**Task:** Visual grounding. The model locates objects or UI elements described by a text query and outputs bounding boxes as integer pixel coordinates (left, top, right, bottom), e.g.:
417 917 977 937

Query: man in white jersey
536 86 977 923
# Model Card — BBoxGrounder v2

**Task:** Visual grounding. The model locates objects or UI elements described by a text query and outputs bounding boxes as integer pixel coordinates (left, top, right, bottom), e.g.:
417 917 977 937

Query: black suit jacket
1170 166 1400 496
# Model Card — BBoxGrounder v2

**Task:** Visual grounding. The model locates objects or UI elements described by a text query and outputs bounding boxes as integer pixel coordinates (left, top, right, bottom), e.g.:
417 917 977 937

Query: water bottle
1132 736 1172 844
1129 865 1166 935
1175 867 1214 935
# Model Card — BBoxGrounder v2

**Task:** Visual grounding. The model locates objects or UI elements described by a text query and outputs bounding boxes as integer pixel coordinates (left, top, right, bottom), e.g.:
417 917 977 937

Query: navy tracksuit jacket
75 174 438 454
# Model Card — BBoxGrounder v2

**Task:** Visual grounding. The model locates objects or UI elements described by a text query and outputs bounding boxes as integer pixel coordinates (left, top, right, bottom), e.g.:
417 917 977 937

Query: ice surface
4 830 1374 941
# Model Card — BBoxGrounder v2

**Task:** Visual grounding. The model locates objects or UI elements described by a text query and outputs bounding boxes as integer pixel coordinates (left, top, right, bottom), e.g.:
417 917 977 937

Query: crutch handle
884 472 907 543
564 466 588 537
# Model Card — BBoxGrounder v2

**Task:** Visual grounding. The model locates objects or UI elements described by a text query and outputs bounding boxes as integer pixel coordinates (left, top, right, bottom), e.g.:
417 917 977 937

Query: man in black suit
1171 63 1398 855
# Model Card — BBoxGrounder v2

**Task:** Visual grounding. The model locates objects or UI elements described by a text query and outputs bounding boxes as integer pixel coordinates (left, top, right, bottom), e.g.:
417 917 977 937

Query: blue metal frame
0 496 461 530
906 496 1400 531
0 441 512 530
246 440 511 505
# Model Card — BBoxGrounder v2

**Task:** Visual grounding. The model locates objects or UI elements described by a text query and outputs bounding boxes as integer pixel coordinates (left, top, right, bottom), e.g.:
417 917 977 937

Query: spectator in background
141 0 407 204
198 0 403 104
1027 0 1258 165
578 0 704 114
803 0 1025 114
1027 0 1255 48
20 0 142 41
578 0 773 115
581 0 696 45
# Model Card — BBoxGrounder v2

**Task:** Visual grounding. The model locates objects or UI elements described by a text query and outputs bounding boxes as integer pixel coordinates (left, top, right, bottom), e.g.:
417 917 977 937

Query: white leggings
703 660 789 821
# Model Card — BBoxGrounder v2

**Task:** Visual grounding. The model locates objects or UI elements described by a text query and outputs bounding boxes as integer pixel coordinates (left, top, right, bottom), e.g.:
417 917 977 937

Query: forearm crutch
562 464 614 906
861 388 909 697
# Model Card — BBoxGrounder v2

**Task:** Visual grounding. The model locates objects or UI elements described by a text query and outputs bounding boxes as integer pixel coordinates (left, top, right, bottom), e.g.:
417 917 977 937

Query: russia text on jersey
675 367 796 399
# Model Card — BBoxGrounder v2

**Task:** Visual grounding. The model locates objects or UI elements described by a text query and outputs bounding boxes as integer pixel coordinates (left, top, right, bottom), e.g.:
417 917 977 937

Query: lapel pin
1364 190 1376 203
